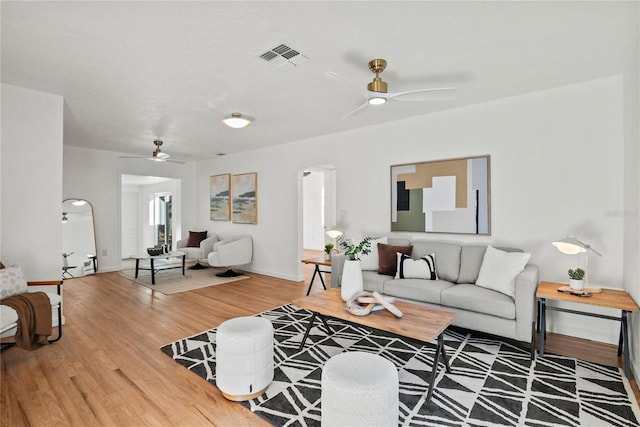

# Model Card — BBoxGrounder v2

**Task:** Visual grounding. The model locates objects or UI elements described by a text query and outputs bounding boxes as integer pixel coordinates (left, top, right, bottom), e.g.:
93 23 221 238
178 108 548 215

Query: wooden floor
2 258 638 426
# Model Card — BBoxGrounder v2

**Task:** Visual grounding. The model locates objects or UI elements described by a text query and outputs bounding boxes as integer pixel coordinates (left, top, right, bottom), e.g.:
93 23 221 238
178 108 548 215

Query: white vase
569 279 584 290
341 259 363 301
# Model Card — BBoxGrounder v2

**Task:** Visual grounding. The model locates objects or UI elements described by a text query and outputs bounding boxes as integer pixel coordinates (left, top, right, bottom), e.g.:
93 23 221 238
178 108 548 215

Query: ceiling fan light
222 112 253 129
368 97 387 105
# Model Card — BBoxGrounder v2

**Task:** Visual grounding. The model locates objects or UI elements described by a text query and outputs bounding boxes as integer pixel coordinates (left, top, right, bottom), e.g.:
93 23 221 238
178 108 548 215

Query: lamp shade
326 229 343 239
552 236 587 255
222 112 253 129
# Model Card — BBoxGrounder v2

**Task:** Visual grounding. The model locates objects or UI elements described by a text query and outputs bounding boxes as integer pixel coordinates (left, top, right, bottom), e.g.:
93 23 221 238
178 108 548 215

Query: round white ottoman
215 316 274 401
321 352 399 427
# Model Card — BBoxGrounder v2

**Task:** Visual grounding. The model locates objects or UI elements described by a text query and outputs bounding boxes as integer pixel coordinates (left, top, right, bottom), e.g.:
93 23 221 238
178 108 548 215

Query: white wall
196 76 629 345
1 83 63 280
63 145 197 272
623 3 640 385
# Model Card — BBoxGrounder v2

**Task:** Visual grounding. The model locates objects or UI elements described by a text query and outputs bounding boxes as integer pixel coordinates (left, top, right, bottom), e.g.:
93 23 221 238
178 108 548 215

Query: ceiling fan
120 140 185 164
328 58 457 117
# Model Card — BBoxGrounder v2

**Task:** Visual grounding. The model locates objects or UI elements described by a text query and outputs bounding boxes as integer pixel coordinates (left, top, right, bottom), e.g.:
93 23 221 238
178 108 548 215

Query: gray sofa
330 238 539 358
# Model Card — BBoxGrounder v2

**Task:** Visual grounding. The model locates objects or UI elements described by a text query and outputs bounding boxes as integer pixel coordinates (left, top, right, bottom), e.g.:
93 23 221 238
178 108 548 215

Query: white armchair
208 235 253 277
1 265 62 350
176 232 218 269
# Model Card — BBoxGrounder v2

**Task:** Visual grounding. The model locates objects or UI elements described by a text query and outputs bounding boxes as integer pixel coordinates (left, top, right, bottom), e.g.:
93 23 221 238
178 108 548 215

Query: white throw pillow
395 253 438 280
359 237 388 271
476 245 531 298
0 265 28 299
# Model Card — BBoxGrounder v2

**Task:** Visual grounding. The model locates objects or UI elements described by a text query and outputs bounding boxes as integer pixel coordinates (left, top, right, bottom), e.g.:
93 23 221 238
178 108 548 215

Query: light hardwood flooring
2 256 638 426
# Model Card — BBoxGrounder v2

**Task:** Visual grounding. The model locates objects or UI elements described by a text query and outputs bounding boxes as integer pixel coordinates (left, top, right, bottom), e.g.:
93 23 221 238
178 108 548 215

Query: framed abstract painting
391 155 491 235
232 173 258 224
210 174 231 221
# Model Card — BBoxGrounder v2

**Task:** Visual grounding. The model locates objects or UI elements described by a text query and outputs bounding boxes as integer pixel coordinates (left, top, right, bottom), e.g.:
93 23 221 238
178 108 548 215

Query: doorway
120 174 181 267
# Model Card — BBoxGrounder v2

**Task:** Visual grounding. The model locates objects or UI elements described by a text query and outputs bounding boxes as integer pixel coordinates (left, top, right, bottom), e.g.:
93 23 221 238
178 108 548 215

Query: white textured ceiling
1 1 636 161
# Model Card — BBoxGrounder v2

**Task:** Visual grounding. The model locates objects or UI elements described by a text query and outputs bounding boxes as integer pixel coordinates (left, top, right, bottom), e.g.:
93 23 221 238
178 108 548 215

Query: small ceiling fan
120 140 185 164
328 58 457 117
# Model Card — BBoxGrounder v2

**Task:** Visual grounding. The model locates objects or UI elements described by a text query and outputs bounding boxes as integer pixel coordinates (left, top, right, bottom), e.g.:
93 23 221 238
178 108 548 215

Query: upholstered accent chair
0 264 62 350
207 235 253 277
176 231 217 269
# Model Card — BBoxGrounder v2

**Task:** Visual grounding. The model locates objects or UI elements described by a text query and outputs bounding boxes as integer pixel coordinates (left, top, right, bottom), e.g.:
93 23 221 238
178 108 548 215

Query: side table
536 281 639 379
301 256 331 295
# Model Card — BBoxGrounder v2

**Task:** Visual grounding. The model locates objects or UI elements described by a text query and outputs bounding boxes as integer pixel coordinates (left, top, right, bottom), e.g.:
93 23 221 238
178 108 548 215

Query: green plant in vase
339 237 372 261
568 268 585 280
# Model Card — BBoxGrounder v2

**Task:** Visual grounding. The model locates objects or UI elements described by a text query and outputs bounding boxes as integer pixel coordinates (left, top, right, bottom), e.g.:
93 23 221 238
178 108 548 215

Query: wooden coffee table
292 288 456 405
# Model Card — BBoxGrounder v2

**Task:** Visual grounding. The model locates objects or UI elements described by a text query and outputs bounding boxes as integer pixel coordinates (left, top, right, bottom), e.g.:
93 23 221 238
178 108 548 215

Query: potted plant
324 243 335 260
339 237 372 261
568 267 585 290
338 237 372 301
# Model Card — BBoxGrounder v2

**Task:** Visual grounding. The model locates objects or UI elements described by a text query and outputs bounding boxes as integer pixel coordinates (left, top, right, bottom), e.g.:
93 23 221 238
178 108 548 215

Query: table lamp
552 236 602 288
326 229 343 252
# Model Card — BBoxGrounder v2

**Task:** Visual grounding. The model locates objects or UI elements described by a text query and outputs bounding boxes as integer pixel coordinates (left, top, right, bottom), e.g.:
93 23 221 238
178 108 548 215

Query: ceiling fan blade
384 87 457 102
343 101 369 118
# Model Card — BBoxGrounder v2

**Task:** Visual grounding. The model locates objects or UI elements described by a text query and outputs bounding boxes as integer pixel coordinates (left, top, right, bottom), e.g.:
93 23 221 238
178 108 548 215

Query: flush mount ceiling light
222 112 254 129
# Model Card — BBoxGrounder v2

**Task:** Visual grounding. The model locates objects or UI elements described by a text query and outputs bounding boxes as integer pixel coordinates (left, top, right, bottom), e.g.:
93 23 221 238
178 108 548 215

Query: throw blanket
1 292 51 350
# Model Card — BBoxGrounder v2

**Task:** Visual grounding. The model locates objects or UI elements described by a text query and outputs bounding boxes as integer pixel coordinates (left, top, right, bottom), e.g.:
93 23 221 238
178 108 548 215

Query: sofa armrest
330 253 346 289
514 264 539 341
208 235 253 267
199 235 218 255
176 238 188 249
28 280 62 296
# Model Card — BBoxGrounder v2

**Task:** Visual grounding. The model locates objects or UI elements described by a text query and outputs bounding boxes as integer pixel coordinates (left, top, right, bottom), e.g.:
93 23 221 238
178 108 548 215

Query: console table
536 281 639 379
301 256 331 295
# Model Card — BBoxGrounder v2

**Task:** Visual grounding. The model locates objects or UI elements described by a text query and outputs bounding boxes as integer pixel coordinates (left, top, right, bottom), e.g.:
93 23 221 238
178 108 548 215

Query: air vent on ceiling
258 43 309 71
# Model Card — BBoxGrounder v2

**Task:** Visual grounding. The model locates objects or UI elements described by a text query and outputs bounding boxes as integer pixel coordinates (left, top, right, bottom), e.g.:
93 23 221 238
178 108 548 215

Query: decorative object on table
210 173 231 221
231 173 258 224
339 237 372 301
323 243 335 260
62 252 74 268
391 155 491 234
162 304 640 427
346 291 403 317
146 246 164 256
552 235 602 289
567 267 585 290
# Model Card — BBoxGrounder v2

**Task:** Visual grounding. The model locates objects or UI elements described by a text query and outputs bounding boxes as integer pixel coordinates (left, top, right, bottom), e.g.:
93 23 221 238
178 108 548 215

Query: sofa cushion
383 279 454 305
361 271 387 293
187 231 208 247
359 237 388 271
377 243 412 276
0 265 28 299
395 253 438 280
476 246 531 298
411 241 461 283
441 284 516 319
458 245 487 284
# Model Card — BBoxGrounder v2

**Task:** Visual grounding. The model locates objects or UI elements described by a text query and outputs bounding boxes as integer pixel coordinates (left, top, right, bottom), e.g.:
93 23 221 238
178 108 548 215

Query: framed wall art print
210 173 231 221
391 155 491 235
232 172 258 224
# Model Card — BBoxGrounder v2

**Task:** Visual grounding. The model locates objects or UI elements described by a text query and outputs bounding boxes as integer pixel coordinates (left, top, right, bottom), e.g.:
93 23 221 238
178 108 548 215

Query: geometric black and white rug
161 304 640 427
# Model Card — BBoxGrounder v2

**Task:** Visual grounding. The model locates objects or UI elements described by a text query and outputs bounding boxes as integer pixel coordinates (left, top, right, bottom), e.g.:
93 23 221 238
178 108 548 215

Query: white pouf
215 316 274 401
321 352 399 427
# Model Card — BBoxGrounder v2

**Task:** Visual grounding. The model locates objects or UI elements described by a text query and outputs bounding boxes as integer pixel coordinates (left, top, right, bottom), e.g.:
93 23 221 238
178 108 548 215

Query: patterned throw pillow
0 265 28 299
395 253 438 280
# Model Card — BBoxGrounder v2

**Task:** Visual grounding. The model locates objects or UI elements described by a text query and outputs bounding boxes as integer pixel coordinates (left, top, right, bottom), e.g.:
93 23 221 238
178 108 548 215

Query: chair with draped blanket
0 263 62 350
